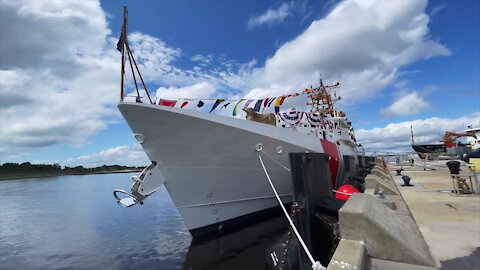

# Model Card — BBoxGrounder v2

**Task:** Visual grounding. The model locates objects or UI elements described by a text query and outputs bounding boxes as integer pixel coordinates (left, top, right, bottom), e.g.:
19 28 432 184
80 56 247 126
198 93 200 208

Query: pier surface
328 159 479 270
390 161 480 269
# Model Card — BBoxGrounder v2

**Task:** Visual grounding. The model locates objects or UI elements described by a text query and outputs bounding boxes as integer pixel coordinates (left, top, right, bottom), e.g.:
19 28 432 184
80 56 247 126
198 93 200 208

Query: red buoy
335 184 360 201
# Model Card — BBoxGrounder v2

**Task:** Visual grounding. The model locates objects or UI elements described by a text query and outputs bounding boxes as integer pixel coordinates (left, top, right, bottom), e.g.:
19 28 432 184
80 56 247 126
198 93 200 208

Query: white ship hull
118 102 329 236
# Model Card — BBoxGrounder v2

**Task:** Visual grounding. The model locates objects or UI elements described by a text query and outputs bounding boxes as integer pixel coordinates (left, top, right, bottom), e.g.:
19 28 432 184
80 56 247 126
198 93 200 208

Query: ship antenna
306 79 341 116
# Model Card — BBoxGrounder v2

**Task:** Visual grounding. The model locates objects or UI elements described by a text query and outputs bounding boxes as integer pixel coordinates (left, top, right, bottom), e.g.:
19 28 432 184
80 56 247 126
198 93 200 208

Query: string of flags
155 87 322 117
152 88 355 142
277 109 356 142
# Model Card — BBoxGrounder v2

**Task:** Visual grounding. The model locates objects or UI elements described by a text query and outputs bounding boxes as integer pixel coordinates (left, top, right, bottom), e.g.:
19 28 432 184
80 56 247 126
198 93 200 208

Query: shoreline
0 169 143 181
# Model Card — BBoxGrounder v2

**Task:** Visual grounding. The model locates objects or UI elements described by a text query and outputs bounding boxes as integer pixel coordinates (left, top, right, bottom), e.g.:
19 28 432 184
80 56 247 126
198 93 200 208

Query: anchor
113 161 165 207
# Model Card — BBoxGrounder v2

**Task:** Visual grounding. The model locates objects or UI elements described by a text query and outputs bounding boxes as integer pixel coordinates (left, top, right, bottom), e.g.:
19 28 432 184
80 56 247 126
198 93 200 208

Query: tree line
0 162 144 176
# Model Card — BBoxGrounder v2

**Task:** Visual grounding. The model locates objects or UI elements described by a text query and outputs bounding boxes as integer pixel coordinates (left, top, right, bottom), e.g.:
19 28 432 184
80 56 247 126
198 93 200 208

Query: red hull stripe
320 139 340 188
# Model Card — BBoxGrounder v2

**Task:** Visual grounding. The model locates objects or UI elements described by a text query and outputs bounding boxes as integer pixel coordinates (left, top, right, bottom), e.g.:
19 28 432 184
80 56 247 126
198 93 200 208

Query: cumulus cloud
0 0 454 163
64 144 149 167
247 2 295 29
380 91 431 118
245 0 450 100
356 113 480 153
0 1 199 161
0 0 109 75
0 0 119 160
127 38 253 100
155 82 216 100
0 0 250 162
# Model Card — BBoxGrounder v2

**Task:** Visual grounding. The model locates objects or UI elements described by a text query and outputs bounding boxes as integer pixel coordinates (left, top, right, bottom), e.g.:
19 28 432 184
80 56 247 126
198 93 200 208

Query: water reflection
0 174 288 269
184 216 287 270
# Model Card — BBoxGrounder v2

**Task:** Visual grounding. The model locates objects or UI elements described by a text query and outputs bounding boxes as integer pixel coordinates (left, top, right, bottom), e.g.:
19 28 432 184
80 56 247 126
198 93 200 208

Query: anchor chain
316 213 341 260
331 222 340 259
279 203 300 270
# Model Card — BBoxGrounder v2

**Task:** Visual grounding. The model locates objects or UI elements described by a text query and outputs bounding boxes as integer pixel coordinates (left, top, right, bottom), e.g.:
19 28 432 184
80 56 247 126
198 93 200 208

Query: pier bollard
446 161 461 193
401 175 414 186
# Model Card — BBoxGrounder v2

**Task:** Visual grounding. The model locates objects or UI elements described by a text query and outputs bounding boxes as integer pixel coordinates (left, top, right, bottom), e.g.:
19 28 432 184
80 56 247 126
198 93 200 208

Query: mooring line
258 154 325 270
260 149 291 172
332 190 352 196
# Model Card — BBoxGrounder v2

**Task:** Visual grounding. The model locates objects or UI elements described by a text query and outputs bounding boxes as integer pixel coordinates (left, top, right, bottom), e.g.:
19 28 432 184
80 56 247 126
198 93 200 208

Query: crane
440 131 477 147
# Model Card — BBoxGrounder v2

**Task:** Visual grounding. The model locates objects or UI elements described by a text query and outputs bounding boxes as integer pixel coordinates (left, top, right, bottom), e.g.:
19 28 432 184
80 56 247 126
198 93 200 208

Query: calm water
0 173 287 269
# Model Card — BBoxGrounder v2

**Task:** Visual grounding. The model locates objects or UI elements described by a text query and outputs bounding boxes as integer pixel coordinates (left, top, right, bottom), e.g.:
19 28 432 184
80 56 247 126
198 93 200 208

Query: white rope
258 155 325 270
260 149 291 172
332 190 352 196
312 261 324 270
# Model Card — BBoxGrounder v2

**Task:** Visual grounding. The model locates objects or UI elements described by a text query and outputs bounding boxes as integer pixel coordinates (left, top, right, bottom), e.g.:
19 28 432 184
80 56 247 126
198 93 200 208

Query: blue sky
0 0 479 166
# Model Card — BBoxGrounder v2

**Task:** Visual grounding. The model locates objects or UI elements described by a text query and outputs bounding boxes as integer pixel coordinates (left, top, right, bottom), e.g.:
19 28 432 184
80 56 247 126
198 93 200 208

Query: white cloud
430 4 446 18
0 0 455 163
356 113 480 153
127 32 186 86
247 2 295 29
191 54 214 66
126 37 253 99
0 1 194 161
64 144 149 167
245 0 450 100
155 82 217 100
0 0 119 161
380 91 431 118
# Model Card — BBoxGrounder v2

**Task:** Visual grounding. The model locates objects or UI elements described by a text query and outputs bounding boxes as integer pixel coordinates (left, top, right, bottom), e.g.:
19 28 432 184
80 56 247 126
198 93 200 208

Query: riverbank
0 169 143 181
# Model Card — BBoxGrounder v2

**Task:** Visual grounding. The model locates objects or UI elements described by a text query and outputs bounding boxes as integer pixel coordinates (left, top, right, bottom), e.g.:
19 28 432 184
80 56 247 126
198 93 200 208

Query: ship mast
118 6 153 104
307 79 341 116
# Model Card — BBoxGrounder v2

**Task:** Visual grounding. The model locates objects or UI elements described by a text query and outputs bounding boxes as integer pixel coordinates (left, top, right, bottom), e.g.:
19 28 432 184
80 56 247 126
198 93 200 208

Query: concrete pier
390 161 480 269
328 159 480 270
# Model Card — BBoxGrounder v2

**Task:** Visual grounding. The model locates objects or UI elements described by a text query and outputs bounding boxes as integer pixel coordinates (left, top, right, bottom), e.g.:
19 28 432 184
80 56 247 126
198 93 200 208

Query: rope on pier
258 154 326 270
332 190 353 196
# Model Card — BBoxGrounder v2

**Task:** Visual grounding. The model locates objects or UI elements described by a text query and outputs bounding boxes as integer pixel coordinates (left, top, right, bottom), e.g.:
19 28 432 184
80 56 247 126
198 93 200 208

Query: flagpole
120 6 127 101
